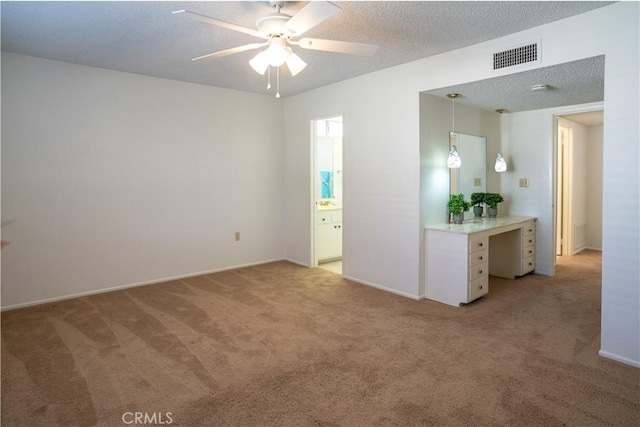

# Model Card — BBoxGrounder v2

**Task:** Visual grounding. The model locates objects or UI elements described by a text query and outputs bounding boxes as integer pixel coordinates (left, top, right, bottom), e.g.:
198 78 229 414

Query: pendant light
495 153 507 172
494 109 507 172
447 93 461 168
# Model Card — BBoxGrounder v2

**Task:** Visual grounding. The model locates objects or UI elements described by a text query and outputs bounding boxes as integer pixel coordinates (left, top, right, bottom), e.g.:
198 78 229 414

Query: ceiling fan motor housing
256 13 291 37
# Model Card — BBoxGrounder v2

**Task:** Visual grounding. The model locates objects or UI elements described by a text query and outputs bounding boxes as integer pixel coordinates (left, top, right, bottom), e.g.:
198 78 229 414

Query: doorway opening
554 110 604 267
311 116 343 274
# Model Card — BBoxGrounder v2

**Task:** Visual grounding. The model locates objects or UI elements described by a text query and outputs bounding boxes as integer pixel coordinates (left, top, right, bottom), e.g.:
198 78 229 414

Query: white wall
419 94 501 295
586 125 603 250
283 3 639 366
1 53 284 309
502 105 600 274
420 94 501 227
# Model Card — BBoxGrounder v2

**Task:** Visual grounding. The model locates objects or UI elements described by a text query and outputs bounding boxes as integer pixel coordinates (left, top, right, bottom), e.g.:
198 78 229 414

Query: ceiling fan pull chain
267 66 272 90
276 67 281 98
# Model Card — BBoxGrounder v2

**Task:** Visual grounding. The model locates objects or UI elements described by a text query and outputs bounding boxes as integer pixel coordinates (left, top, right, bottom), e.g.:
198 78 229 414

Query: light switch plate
519 178 529 188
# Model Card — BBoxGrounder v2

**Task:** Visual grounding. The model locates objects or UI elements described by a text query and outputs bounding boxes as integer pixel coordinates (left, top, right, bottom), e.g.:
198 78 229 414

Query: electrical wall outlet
235 232 240 241
519 178 529 188
474 178 482 186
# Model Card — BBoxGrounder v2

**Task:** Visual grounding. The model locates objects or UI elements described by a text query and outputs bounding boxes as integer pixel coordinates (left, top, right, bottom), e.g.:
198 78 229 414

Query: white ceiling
1 1 612 111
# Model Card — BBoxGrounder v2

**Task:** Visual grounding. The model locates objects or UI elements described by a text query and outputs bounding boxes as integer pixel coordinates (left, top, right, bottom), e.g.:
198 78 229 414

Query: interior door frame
556 120 573 257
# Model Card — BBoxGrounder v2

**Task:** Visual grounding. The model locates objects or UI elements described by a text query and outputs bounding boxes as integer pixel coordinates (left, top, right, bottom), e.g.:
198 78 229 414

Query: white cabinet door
316 211 342 261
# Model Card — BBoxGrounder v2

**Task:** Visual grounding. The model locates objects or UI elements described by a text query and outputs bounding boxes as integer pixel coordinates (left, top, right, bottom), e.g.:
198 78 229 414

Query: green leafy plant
447 193 470 215
470 192 485 207
484 193 504 208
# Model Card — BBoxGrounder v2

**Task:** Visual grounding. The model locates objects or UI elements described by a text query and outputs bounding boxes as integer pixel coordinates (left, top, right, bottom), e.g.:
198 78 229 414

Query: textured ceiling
426 56 605 114
2 1 612 109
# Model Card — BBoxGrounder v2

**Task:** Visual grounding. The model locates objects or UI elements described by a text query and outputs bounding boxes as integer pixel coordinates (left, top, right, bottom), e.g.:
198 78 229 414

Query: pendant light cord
452 96 455 133
267 66 271 90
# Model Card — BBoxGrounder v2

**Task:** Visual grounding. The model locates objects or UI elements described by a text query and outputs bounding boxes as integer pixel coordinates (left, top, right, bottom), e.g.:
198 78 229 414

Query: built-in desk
425 215 536 307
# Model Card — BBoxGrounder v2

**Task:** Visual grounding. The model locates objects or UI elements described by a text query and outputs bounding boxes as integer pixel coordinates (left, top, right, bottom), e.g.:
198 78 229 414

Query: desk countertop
426 215 536 234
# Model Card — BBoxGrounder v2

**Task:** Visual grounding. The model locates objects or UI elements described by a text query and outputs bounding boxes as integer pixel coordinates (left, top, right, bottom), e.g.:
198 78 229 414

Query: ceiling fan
173 1 379 97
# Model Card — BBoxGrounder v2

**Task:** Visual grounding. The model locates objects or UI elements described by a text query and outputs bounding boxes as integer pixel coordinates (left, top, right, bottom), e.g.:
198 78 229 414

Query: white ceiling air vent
493 42 539 70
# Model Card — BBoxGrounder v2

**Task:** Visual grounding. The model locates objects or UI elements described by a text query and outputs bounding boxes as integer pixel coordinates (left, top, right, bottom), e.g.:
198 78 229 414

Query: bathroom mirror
316 117 343 206
450 132 486 219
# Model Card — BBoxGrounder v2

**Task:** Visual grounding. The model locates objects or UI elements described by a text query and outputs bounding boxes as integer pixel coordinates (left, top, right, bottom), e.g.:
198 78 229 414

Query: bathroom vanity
425 215 536 307
316 205 342 262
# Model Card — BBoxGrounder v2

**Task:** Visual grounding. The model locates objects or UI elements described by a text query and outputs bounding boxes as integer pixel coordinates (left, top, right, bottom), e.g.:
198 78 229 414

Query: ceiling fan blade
192 43 267 61
296 38 379 56
283 1 341 37
173 10 267 40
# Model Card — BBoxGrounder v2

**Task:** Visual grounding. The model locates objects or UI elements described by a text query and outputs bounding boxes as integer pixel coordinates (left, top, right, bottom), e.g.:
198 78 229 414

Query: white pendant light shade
286 52 307 76
249 51 269 75
495 153 507 172
448 146 462 168
265 38 289 67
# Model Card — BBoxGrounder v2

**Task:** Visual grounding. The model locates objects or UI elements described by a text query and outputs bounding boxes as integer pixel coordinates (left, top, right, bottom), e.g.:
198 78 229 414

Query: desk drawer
469 262 488 282
523 234 535 248
522 256 535 274
469 249 487 267
469 237 488 254
523 221 536 236
469 276 489 302
522 246 535 258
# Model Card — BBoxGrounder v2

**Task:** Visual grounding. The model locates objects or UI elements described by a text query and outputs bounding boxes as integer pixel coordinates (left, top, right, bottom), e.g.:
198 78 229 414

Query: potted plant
484 193 504 218
470 192 485 218
447 193 470 224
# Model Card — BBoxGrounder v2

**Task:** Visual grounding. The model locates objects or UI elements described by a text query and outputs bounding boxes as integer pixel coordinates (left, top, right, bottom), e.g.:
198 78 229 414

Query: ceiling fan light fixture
249 51 269 75
286 52 307 76
265 38 290 67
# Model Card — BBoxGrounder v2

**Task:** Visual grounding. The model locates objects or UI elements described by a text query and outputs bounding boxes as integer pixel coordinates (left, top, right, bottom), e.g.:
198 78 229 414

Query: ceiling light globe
495 153 507 172
249 51 269 75
266 39 290 67
448 146 462 169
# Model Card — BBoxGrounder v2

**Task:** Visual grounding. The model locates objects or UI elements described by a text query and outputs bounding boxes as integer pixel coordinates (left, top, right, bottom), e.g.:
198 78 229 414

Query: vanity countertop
318 205 342 211
426 215 536 234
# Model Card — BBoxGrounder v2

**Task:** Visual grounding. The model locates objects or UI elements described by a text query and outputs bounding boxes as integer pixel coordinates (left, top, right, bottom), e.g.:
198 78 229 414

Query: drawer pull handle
479 270 483 274
528 263 533 266
479 285 483 290
479 243 483 247
479 256 483 260
528 229 533 233
528 240 533 244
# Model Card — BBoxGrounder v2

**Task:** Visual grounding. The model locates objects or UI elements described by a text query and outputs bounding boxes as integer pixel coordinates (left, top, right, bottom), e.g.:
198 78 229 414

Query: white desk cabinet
425 216 536 307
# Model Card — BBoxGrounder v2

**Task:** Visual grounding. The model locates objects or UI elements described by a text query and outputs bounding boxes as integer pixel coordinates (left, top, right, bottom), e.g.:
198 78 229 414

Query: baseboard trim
1 258 286 312
599 350 640 368
283 257 311 268
343 275 421 300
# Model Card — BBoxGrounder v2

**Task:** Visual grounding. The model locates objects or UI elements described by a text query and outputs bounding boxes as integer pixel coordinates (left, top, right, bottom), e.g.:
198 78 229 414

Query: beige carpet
2 250 638 426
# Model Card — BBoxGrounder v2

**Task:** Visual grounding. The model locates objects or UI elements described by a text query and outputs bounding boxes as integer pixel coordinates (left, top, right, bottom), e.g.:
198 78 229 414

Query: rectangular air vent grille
493 43 538 70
